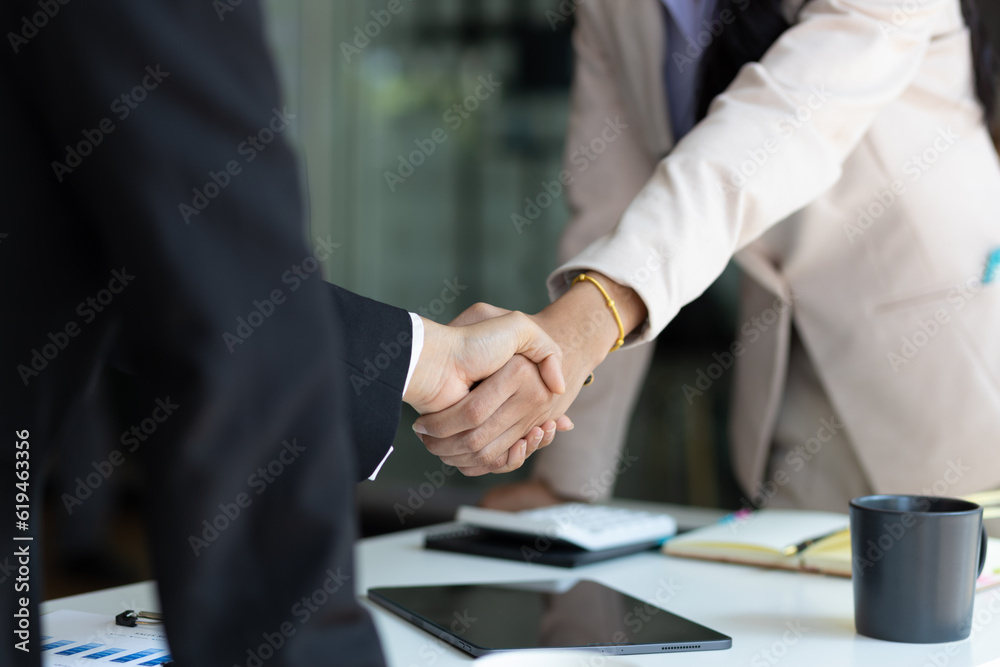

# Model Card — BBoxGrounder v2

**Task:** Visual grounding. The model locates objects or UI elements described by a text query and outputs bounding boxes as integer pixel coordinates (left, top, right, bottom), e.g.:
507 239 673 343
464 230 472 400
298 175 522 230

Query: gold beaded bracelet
572 273 626 352
572 273 626 387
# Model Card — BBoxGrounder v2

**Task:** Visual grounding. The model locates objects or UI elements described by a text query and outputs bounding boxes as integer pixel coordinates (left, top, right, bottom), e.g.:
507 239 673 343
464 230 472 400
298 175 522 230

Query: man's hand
402 307 566 415
415 272 647 476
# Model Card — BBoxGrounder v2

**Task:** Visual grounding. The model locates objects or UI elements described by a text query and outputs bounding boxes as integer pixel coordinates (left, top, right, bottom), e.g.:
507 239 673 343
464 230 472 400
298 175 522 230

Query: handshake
401 273 647 476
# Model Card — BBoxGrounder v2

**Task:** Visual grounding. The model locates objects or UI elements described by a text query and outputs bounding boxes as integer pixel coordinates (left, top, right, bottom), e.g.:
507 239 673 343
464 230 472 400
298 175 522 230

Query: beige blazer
543 0 1000 496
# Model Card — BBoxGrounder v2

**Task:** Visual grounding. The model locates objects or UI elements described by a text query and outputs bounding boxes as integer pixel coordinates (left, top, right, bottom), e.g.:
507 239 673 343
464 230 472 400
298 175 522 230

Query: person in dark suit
0 2 566 666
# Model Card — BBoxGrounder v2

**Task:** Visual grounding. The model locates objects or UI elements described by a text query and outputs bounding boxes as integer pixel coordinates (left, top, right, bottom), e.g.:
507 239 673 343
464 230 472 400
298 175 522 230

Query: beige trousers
762 332 874 513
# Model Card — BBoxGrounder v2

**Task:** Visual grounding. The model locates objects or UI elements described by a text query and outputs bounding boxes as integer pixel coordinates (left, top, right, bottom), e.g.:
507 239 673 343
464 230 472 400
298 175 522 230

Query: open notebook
664 510 852 576
664 509 1000 591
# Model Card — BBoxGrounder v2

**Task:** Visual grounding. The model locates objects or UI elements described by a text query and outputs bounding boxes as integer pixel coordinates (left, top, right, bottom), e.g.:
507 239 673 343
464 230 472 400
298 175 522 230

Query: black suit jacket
1 2 408 665
328 285 413 481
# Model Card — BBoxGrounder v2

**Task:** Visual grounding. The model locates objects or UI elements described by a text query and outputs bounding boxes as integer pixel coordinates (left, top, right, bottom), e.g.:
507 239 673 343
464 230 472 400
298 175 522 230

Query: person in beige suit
415 0 1000 518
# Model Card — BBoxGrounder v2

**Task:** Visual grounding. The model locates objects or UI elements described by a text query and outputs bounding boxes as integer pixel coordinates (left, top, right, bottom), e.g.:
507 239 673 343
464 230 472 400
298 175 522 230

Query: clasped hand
403 272 644 476
403 302 599 476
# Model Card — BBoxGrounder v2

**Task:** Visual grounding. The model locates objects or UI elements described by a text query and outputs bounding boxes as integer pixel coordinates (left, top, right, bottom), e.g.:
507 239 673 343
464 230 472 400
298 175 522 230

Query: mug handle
977 524 988 578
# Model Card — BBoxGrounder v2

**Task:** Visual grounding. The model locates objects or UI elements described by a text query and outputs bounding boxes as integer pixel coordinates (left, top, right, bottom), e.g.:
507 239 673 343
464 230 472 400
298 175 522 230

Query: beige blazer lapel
608 0 806 158
607 0 674 157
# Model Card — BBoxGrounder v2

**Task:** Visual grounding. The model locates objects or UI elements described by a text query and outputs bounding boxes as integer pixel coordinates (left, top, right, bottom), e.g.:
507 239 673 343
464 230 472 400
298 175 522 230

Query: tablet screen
368 580 731 657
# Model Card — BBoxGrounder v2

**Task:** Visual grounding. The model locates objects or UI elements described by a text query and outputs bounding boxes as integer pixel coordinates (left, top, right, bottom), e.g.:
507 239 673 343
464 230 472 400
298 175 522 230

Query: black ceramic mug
850 495 987 643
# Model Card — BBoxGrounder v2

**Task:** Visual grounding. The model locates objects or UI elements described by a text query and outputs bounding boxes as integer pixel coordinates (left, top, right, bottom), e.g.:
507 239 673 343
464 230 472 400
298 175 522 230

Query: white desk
43 510 1000 666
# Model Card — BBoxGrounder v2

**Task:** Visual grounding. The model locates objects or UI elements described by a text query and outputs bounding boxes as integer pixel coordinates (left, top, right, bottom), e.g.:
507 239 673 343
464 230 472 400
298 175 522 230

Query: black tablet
367 580 732 657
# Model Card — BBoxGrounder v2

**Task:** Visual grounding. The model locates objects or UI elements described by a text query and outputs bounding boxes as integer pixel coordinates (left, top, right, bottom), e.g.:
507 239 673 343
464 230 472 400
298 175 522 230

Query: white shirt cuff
369 313 424 482
402 312 424 397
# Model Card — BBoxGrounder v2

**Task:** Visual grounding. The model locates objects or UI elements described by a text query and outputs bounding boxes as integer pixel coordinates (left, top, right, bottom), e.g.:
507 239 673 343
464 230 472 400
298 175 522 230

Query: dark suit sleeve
326 284 413 481
0 1 391 666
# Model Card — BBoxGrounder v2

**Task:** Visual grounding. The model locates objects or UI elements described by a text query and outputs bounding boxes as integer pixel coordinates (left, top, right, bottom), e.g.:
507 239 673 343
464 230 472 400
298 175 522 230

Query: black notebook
423 524 663 568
